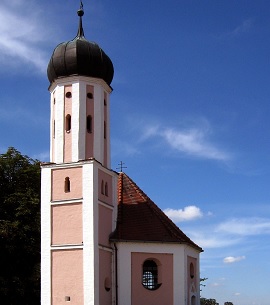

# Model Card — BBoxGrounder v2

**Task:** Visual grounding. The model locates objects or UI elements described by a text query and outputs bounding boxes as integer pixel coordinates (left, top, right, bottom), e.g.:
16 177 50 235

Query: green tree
224 302 233 305
200 277 208 291
0 147 41 305
200 298 219 305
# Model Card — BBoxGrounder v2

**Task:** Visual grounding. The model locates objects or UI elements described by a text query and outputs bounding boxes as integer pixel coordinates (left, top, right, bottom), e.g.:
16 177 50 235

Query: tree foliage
200 277 208 291
0 147 41 305
200 298 219 305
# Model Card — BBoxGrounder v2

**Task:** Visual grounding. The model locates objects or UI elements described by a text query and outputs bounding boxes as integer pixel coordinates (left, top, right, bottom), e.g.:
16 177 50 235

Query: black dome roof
47 7 114 86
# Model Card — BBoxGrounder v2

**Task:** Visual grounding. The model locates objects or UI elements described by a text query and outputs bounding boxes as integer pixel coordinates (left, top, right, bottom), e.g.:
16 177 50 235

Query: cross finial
117 161 127 172
76 1 85 37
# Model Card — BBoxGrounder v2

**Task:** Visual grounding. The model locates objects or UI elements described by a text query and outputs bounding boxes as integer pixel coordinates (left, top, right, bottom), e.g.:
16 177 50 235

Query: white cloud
223 256 245 264
140 125 159 141
141 122 230 161
231 19 254 36
32 151 50 162
217 218 270 236
0 105 47 126
211 282 223 287
186 216 270 249
112 139 141 157
161 127 229 161
0 1 49 72
164 205 203 222
220 18 254 39
189 232 241 249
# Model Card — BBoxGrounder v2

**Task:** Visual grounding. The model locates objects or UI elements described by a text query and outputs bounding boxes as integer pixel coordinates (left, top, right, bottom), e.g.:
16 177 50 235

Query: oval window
87 92 93 99
65 92 72 98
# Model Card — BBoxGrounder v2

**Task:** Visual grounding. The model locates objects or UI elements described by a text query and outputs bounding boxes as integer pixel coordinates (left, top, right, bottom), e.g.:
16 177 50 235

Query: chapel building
41 4 203 305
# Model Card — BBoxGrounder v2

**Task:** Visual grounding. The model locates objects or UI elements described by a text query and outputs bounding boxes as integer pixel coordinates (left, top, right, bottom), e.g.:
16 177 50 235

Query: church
41 4 203 305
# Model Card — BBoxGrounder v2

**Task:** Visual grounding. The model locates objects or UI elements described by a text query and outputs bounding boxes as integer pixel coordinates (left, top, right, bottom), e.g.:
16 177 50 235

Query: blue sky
1 0 270 304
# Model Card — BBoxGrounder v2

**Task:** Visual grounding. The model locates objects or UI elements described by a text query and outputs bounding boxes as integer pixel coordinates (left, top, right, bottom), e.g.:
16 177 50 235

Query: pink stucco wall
98 169 113 205
98 204 113 247
52 249 83 305
64 85 72 162
99 249 112 305
131 252 174 305
51 167 82 201
85 84 94 159
51 203 83 245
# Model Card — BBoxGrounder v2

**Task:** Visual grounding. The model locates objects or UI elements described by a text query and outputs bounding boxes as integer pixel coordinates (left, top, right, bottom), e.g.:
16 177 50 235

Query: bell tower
41 4 118 305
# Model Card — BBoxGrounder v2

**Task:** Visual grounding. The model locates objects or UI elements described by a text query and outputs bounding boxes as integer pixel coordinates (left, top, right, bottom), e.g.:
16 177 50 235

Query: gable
110 173 202 252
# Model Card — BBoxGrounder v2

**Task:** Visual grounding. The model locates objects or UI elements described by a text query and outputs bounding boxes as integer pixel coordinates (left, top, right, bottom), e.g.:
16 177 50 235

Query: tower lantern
47 4 114 166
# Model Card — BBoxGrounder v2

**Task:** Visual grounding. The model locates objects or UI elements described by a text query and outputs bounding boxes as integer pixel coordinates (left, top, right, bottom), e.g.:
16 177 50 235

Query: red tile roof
110 172 203 252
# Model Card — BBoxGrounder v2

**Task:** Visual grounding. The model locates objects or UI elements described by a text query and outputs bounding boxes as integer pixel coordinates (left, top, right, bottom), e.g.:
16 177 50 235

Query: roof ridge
118 172 123 204
147 199 202 250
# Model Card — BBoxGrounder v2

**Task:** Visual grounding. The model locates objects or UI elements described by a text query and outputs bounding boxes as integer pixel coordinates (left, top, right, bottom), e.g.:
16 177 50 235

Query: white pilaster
78 82 87 161
41 167 52 305
93 85 104 164
174 247 186 305
106 94 111 168
71 82 80 162
54 85 65 163
83 163 100 305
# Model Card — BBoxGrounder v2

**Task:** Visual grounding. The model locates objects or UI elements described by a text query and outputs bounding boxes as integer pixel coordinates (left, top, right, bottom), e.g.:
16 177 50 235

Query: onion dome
47 4 114 86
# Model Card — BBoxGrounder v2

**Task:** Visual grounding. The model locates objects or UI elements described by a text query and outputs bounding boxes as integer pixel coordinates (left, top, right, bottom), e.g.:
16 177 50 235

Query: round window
65 92 72 98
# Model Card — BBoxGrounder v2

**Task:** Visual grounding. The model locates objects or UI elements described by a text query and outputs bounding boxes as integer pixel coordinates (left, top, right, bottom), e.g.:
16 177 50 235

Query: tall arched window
104 277 111 292
101 180 104 195
87 115 92 133
65 177 70 193
66 114 71 132
142 260 161 290
190 262 195 279
105 182 108 196
104 121 106 139
53 120 55 138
